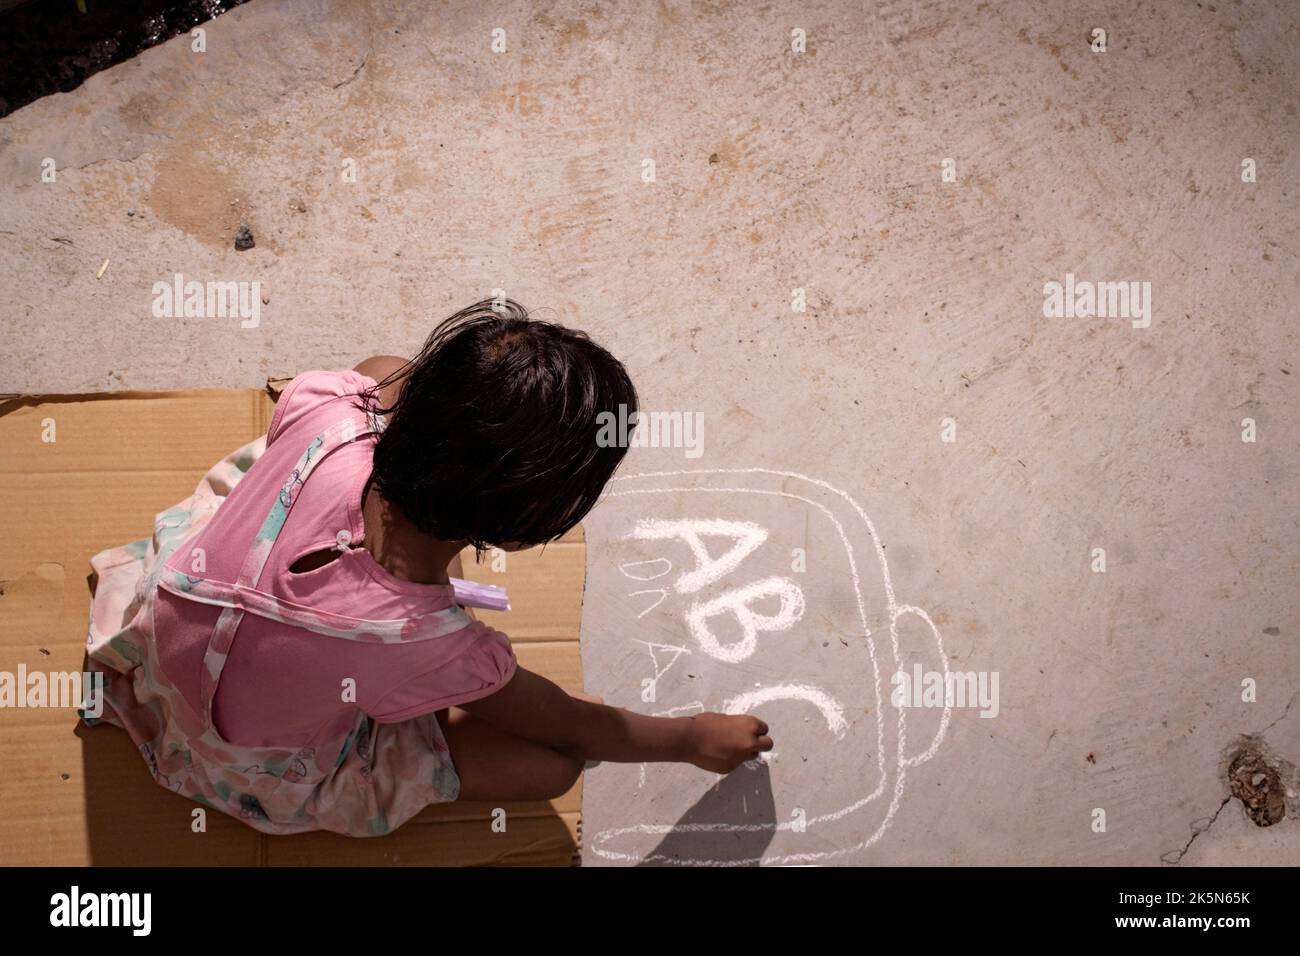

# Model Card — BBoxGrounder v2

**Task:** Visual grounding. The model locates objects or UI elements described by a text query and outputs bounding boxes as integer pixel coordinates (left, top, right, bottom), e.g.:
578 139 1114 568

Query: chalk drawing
587 468 951 866
723 682 847 739
626 520 804 662
684 575 805 663
618 557 674 581
620 558 676 617
634 639 692 687
629 519 767 593
626 589 668 619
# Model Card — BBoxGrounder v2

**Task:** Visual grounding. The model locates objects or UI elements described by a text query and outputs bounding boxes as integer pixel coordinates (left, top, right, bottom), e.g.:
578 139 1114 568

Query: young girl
82 299 772 837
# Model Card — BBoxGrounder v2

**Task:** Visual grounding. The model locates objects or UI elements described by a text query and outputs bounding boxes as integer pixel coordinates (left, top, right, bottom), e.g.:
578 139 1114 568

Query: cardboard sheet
0 387 584 866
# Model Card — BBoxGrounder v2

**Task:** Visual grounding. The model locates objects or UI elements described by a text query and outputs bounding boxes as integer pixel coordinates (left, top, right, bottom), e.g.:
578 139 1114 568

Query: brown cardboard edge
0 381 288 420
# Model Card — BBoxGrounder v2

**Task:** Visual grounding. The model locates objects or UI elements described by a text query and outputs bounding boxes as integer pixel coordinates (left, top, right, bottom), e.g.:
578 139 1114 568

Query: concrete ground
1 0 1296 864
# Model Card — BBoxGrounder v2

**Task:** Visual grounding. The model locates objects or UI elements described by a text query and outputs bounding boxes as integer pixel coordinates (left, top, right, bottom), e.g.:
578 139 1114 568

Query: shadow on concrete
639 759 777 866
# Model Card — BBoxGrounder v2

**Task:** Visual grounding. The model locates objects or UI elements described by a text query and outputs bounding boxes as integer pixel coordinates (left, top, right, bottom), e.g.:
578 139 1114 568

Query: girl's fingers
755 735 774 751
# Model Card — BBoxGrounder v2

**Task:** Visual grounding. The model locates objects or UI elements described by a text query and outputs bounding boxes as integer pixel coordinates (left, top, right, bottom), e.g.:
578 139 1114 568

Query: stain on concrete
145 149 244 249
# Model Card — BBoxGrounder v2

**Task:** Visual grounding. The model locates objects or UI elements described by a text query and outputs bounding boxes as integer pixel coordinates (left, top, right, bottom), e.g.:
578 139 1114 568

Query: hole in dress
289 548 345 574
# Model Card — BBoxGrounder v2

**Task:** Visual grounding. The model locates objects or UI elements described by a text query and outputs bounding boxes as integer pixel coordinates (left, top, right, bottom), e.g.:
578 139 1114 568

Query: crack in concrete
332 50 370 89
1256 692 1298 736
1161 796 1231 865
1160 695 1298 865
66 153 147 172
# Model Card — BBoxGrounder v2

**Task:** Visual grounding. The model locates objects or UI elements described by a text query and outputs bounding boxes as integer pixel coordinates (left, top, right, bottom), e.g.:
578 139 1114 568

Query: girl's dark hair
353 298 637 554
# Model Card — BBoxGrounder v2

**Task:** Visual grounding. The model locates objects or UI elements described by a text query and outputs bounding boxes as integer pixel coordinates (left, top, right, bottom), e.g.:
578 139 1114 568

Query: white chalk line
630 520 804 661
588 469 951 865
628 518 767 594
633 639 691 685
619 557 673 617
725 682 848 738
626 589 668 618
618 557 674 581
684 575 806 663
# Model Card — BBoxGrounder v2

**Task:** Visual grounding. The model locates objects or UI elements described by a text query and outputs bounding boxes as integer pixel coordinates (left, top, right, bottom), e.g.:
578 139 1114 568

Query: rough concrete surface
1 0 1296 864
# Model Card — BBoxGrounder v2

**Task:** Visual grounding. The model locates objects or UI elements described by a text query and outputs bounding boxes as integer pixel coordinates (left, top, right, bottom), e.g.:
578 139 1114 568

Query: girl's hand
685 713 773 774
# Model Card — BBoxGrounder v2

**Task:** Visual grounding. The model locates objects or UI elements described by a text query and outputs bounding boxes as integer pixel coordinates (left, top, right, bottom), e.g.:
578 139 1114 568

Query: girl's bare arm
460 666 772 772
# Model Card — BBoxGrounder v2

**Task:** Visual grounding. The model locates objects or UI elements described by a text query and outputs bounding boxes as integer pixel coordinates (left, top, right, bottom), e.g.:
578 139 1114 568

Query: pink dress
81 370 515 836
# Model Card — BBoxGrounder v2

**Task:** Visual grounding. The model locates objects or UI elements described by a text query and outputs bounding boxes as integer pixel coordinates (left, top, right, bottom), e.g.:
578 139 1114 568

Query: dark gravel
0 0 252 118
